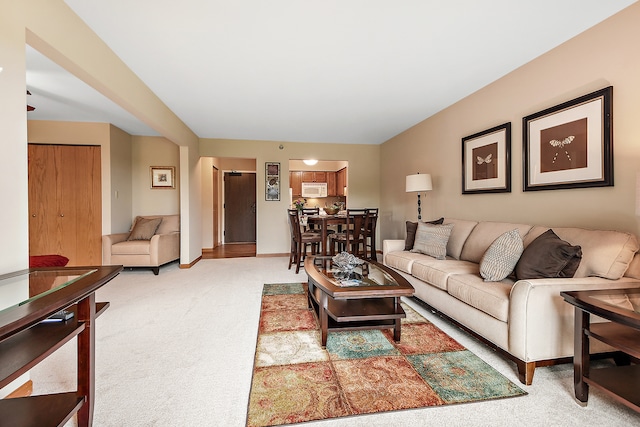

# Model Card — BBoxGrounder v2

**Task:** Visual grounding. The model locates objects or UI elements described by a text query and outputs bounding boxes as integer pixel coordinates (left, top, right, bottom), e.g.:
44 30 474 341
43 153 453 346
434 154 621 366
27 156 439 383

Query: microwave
301 182 328 197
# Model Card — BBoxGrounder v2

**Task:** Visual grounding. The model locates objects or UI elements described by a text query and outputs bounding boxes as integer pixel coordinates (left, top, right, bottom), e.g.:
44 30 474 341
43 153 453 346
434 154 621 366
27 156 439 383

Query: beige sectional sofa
102 214 180 275
383 218 640 385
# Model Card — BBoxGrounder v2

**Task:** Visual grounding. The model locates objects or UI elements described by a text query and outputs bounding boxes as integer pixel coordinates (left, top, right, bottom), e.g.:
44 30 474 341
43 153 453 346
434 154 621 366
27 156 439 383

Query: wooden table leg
574 307 590 403
393 297 402 342
76 293 97 427
320 292 328 347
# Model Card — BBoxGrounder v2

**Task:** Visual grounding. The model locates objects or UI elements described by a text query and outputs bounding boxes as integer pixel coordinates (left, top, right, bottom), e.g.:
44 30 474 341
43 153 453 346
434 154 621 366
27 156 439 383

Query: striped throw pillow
410 223 454 260
480 229 524 282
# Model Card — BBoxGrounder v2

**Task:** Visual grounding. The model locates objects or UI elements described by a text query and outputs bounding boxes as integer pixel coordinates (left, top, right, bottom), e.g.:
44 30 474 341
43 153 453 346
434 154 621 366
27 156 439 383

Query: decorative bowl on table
324 206 339 215
332 252 364 278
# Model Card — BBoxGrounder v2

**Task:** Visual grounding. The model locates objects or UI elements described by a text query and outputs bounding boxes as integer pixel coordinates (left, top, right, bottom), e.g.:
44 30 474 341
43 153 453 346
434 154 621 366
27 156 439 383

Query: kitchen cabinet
327 172 337 196
336 167 347 196
302 171 327 183
290 171 303 196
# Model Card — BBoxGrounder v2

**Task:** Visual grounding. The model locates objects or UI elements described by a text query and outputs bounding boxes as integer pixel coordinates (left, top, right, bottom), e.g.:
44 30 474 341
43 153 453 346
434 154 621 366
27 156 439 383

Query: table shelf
585 364 640 411
0 266 121 427
588 322 640 360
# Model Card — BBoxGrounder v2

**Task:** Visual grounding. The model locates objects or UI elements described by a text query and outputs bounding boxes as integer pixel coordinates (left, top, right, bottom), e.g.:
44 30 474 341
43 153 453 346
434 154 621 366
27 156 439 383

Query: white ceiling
25 0 636 144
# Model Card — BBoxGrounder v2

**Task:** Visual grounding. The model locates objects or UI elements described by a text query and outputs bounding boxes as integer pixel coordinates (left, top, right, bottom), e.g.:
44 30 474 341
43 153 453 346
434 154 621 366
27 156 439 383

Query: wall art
462 122 511 194
265 162 280 201
523 86 613 191
150 166 175 189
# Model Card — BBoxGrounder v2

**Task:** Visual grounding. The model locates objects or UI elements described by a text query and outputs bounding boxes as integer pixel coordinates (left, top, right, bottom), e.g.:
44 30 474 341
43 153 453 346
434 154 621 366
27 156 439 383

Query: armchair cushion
127 217 162 240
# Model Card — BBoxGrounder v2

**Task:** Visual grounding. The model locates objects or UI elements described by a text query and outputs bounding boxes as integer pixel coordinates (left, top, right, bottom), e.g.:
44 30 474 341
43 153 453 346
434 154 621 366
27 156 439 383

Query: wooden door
224 172 256 243
28 144 102 266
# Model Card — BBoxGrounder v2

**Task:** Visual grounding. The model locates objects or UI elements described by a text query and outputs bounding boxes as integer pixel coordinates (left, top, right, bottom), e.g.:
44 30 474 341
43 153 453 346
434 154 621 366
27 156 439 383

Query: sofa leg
516 361 535 385
152 267 160 275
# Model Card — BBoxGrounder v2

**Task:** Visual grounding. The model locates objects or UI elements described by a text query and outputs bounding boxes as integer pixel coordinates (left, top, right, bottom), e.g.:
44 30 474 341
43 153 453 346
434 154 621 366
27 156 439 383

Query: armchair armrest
149 232 181 265
102 233 129 264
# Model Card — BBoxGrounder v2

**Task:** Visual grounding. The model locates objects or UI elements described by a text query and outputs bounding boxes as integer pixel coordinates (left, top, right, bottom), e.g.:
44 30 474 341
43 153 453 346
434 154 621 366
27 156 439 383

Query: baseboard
256 253 288 258
6 380 33 399
180 255 202 269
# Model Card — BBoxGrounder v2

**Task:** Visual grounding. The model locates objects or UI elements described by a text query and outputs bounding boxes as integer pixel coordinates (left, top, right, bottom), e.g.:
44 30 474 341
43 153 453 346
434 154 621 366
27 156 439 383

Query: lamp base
417 194 422 221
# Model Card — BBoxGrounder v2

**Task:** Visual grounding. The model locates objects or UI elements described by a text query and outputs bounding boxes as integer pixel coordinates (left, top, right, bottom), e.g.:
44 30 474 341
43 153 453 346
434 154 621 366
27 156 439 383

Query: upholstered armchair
102 214 180 274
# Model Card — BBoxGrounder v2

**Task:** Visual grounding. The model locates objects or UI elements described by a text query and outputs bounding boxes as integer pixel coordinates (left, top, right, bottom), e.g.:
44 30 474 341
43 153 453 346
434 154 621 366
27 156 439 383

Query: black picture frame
462 122 511 194
523 86 613 191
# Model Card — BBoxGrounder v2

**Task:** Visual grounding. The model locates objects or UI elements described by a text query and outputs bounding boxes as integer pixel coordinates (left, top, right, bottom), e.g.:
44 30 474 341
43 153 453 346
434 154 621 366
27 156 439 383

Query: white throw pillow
480 229 524 282
410 223 454 260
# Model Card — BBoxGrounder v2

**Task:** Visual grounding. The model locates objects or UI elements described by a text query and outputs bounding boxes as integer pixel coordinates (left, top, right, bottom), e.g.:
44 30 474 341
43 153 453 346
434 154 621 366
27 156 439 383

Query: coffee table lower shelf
309 286 406 347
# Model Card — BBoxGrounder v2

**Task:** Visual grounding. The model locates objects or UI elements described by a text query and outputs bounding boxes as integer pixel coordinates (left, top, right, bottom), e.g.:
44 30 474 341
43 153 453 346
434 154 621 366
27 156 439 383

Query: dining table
306 214 347 256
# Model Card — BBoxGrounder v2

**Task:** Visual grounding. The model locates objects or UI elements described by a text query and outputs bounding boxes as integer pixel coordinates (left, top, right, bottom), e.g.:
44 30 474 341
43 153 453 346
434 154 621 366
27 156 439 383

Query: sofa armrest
102 233 129 264
149 232 180 266
508 276 640 362
383 240 405 263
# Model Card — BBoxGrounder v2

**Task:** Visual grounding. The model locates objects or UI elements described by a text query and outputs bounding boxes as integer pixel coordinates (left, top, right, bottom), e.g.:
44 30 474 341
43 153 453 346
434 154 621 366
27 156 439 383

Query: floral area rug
246 283 526 427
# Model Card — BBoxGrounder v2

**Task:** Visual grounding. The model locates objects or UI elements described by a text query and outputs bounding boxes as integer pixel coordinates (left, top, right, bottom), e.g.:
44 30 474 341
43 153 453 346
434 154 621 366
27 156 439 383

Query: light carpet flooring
31 257 639 426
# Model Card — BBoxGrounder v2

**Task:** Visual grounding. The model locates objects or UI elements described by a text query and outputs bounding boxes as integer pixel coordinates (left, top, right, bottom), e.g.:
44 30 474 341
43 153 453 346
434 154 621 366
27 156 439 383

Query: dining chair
329 209 367 258
301 207 320 233
287 209 322 273
363 208 379 261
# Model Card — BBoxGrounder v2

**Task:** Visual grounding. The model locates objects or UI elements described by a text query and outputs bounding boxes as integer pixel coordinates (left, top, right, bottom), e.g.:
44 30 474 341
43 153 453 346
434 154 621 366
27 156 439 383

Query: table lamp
406 173 432 220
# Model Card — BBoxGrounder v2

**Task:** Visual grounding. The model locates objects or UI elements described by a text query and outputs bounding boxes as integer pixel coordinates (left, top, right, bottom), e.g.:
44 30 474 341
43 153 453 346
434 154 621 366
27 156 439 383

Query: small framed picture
462 122 511 194
523 86 613 191
150 166 176 189
265 162 280 201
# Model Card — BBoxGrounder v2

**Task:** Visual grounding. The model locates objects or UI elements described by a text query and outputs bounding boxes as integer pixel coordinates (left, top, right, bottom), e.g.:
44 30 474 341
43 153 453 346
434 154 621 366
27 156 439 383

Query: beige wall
380 3 640 241
131 136 180 220
109 125 133 232
200 138 380 255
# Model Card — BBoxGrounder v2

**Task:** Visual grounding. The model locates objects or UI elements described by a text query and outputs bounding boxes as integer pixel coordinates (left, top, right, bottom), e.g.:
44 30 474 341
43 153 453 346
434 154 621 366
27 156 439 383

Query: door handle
251 203 256 213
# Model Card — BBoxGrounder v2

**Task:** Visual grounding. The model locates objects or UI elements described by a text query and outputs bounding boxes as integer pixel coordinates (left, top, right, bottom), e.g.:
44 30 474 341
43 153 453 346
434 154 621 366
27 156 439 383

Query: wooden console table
561 288 640 412
0 265 122 427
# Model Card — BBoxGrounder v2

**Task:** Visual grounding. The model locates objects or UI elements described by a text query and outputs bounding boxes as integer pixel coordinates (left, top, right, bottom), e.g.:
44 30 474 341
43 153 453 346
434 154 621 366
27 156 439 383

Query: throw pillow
410 222 454 260
515 229 582 280
127 217 162 241
480 229 524 282
405 217 445 250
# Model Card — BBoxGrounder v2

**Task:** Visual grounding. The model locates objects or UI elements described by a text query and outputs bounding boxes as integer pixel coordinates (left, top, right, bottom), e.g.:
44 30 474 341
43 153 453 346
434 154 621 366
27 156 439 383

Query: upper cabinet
291 170 346 196
301 171 327 182
336 167 347 196
290 171 303 196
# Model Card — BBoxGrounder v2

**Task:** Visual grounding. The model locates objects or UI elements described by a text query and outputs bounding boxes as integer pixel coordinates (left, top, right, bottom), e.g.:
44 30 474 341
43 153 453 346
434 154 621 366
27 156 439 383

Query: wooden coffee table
304 256 414 347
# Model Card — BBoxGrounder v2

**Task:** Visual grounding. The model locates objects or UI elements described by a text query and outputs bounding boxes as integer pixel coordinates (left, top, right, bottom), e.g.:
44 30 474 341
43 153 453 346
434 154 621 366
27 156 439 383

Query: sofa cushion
515 229 582 280
411 223 454 260
460 221 532 263
384 251 427 274
405 217 444 250
127 217 162 240
412 258 479 291
447 274 514 322
112 240 152 255
480 229 524 282
553 227 639 280
442 218 478 260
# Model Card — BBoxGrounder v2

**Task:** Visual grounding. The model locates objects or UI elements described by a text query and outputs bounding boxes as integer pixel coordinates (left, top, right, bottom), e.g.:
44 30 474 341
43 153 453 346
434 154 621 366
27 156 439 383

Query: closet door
28 144 102 266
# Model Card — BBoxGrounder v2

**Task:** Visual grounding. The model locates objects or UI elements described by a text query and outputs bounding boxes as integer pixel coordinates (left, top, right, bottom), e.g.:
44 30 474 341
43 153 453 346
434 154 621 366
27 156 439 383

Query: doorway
224 172 256 243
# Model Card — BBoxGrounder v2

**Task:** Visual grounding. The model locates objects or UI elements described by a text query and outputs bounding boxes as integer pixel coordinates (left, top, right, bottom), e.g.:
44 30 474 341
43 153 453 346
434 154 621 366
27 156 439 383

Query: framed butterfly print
523 86 613 191
462 122 511 194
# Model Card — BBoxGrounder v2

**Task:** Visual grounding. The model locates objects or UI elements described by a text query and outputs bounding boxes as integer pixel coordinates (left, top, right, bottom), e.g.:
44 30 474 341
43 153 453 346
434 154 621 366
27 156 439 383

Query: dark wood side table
561 288 640 412
0 265 122 427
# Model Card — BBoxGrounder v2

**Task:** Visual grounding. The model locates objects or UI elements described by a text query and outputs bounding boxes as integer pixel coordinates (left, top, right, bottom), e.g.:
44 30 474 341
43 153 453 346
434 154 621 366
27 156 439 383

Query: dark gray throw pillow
405 217 445 251
515 229 582 280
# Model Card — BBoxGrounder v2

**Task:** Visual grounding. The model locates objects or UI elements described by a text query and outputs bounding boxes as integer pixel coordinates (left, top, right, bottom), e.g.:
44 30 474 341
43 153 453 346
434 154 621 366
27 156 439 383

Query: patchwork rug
246 283 526 426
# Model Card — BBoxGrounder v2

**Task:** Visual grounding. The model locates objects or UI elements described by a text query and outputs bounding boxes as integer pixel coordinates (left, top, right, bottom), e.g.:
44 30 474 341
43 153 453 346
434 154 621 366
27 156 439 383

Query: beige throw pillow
127 217 162 241
480 229 524 282
410 223 454 260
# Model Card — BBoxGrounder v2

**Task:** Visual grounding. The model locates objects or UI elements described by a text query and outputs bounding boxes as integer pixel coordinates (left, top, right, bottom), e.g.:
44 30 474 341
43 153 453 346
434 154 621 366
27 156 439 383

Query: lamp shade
406 174 432 192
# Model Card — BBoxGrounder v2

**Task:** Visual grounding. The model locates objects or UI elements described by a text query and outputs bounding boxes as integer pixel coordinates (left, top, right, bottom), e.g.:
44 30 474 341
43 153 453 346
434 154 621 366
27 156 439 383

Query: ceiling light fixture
303 159 318 166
